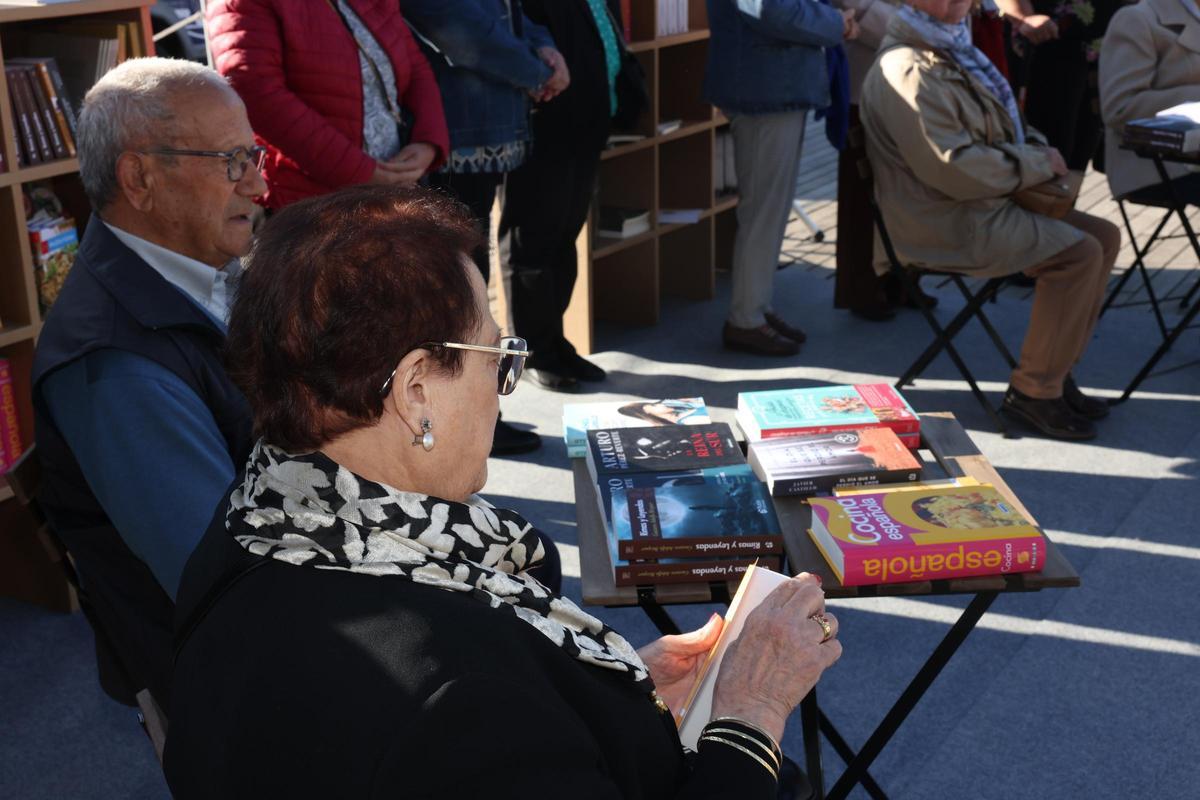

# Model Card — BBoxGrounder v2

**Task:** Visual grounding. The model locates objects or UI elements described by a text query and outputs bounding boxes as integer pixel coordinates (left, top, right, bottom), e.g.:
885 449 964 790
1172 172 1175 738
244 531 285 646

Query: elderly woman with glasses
163 185 842 799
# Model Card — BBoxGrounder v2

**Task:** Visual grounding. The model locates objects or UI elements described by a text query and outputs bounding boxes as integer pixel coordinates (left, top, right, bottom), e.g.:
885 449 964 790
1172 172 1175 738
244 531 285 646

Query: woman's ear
384 347 436 441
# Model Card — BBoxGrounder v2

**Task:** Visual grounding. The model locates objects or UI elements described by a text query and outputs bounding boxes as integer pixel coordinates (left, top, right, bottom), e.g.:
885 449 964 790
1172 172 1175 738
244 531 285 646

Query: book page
676 563 792 749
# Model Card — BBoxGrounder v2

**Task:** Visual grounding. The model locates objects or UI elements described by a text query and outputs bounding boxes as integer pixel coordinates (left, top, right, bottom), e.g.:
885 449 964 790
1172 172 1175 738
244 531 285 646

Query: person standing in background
499 0 623 394
998 0 1121 172
404 0 570 453
705 0 857 357
206 0 449 210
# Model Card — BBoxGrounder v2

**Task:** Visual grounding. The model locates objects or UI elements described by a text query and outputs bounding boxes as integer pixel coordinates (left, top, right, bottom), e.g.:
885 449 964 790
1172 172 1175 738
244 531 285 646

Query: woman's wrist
698 717 784 782
708 699 788 744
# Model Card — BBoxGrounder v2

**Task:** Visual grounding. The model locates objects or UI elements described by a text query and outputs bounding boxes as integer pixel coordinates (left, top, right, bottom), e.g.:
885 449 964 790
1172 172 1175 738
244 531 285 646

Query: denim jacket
704 0 845 115
403 0 553 150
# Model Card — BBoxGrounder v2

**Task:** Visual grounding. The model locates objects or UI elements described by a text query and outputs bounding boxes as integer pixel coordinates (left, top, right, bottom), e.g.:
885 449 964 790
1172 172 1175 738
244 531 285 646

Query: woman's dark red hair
226 184 484 452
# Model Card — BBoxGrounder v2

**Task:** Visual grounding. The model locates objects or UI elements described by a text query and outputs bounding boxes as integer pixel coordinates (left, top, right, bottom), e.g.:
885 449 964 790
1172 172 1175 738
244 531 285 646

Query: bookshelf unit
563 0 737 354
0 0 154 610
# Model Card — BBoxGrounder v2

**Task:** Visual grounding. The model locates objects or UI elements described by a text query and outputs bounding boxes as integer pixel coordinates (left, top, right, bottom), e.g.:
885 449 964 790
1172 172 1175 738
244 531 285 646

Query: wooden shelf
628 29 710 53
0 0 149 23
0 157 80 188
0 321 38 348
564 2 733 352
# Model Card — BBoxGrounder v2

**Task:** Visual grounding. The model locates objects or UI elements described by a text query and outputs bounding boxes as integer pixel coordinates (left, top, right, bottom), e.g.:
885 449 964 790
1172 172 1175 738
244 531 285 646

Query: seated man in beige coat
860 0 1120 441
1100 0 1200 206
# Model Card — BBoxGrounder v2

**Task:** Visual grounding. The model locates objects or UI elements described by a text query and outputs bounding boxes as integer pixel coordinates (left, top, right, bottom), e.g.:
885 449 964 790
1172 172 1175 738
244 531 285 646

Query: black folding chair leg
951 278 1017 369
897 279 988 386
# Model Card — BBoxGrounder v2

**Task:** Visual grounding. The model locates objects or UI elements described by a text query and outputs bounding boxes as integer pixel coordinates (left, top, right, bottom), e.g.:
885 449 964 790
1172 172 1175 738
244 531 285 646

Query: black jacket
31 220 252 707
164 501 778 799
524 0 619 156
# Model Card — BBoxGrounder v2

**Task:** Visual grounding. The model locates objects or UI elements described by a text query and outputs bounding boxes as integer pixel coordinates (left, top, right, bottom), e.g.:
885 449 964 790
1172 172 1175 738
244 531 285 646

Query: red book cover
620 0 632 39
737 383 920 447
808 485 1044 586
0 358 24 472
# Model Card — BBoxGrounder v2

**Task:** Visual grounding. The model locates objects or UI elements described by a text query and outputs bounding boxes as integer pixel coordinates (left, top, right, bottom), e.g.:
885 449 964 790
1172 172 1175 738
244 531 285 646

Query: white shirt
103 221 241 327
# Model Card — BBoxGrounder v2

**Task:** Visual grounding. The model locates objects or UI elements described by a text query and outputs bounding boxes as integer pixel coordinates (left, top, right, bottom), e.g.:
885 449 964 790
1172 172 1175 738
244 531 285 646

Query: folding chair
4 447 168 763
848 127 1018 435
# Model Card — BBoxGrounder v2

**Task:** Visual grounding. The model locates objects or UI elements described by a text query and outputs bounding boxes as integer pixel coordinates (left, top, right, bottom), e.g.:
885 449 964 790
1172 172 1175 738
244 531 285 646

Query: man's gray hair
78 57 233 211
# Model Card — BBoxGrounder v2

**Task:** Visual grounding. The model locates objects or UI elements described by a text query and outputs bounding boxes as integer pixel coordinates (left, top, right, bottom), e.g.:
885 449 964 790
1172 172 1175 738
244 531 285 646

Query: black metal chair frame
852 148 1018 435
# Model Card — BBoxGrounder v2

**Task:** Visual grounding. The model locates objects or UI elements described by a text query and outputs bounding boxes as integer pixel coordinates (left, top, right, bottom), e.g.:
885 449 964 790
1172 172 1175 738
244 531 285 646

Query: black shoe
722 323 800 356
764 312 808 344
849 301 897 322
1007 272 1037 289
491 418 542 456
528 367 581 393
1063 375 1110 420
1002 387 1097 441
564 352 606 382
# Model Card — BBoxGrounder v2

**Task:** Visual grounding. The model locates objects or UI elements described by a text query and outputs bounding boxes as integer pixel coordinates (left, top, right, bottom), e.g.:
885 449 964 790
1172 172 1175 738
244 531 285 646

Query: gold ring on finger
810 612 834 643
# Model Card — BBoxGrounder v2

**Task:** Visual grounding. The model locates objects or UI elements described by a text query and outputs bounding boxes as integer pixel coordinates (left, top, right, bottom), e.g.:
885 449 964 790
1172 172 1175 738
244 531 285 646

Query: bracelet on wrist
706 716 783 761
698 734 780 782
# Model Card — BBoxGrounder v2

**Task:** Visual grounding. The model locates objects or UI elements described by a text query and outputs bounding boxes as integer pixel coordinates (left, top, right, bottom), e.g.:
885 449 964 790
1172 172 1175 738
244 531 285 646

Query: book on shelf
609 477 783 560
10 58 77 156
1124 116 1200 154
26 31 122 115
619 0 632 39
28 212 78 310
606 132 647 147
656 119 682 136
675 563 791 748
807 484 1045 586
563 396 710 458
737 383 920 448
658 208 703 225
19 65 69 160
0 358 24 473
747 427 922 497
6 65 43 166
585 422 746 484
655 0 689 35
597 206 651 238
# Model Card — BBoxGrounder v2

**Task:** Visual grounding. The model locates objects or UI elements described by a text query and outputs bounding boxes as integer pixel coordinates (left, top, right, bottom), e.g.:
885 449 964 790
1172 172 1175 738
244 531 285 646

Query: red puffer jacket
207 0 449 209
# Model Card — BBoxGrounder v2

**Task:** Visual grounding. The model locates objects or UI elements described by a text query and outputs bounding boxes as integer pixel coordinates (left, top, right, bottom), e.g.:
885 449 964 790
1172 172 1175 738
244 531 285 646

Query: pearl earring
412 418 434 452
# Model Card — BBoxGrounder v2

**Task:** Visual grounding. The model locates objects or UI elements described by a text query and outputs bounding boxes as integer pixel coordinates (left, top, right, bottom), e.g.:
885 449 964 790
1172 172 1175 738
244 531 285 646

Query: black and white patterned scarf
229 441 653 688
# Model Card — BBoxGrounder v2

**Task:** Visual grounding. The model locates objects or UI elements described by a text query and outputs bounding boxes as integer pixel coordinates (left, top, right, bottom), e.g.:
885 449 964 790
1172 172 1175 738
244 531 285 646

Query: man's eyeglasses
380 336 533 397
142 145 267 182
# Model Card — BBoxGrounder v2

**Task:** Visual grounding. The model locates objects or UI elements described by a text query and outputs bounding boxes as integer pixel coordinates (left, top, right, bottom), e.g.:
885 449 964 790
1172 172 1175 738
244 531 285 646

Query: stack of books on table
737 383 921 448
562 397 711 458
807 482 1046 587
1125 102 1200 155
584 422 783 586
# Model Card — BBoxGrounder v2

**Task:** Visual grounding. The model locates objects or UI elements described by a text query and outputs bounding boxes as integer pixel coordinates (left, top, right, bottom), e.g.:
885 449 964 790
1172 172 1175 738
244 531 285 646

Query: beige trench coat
1099 0 1200 200
859 16 1081 277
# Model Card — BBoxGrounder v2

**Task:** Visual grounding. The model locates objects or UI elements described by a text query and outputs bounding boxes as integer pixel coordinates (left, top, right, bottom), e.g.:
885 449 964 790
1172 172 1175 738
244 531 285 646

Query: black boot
1001 387 1097 441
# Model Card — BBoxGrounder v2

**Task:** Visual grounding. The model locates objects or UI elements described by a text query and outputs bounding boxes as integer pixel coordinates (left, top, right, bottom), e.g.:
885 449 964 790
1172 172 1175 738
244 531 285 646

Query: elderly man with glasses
31 58 267 709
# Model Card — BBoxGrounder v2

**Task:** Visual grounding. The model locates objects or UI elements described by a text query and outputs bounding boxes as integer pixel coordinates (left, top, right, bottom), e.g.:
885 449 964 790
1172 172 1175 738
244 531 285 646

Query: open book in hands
674 563 792 750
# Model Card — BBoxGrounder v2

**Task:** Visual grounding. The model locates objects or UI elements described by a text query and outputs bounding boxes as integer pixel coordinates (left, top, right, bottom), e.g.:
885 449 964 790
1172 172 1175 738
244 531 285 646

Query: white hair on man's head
78 57 234 211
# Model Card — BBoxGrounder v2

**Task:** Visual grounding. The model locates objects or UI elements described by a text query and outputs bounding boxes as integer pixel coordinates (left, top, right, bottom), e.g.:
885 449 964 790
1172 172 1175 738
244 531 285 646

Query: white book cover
676 563 792 749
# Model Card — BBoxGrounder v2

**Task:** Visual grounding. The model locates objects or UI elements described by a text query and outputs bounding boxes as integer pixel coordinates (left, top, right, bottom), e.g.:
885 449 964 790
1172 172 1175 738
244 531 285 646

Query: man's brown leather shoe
764 312 808 343
722 323 800 356
1002 386 1097 441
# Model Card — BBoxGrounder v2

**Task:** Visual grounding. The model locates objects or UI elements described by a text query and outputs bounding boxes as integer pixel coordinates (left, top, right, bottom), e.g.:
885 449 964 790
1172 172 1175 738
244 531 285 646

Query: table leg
801 691 825 798
636 587 683 636
825 591 998 800
818 711 889 800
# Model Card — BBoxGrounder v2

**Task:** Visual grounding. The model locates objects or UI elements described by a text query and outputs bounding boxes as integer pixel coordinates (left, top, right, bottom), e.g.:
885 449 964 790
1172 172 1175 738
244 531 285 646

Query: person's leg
725 110 807 354
429 170 504 283
499 146 600 389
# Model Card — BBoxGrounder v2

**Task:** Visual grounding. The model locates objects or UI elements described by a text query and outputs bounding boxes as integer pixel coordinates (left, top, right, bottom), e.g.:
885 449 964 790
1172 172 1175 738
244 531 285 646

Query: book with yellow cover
808 485 1044 586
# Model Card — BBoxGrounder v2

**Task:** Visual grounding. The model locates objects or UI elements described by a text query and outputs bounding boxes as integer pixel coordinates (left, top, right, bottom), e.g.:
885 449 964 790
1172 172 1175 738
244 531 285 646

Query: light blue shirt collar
103 221 241 328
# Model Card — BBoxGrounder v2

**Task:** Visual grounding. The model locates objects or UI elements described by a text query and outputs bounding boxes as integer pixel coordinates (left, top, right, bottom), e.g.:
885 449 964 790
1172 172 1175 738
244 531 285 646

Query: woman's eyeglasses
142 145 267 182
380 336 532 397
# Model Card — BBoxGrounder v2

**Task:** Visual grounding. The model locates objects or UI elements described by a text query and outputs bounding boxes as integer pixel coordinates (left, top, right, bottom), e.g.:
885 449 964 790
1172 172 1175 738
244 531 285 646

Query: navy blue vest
32 220 252 707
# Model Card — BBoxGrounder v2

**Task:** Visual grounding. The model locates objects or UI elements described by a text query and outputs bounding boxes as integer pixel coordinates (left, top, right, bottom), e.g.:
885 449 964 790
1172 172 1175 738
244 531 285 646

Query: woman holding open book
163 185 842 799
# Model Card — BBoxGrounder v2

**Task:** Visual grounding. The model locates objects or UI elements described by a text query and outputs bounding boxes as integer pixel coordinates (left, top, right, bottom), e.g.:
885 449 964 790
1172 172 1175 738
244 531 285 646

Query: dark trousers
834 105 887 311
499 146 600 368
428 170 505 283
1024 47 1102 171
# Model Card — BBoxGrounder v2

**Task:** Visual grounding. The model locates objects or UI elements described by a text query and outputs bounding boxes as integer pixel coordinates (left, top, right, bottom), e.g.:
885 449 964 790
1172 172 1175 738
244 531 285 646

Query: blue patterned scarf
896 5 1025 144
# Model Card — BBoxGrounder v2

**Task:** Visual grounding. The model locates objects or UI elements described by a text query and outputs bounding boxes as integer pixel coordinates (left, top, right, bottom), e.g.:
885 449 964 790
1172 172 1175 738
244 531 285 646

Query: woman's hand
841 9 860 41
710 573 841 744
533 46 571 102
377 143 438 185
637 614 724 713
1044 147 1069 176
